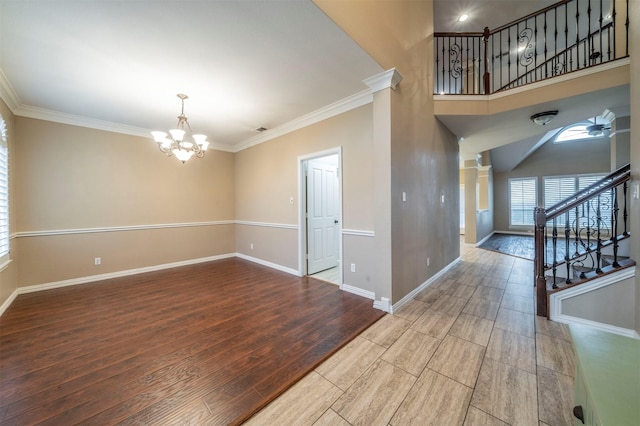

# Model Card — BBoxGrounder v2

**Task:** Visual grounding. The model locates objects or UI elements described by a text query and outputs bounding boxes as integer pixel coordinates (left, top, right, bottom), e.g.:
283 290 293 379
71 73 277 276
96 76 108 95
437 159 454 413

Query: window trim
0 116 8 265
508 177 537 228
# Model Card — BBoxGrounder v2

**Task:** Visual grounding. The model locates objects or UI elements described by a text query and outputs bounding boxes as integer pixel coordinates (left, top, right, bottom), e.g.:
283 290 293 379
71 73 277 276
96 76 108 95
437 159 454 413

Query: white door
307 157 339 274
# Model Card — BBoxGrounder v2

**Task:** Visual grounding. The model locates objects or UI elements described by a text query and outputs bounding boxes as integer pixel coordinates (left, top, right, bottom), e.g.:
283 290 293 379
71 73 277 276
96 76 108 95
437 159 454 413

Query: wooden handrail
534 163 632 318
543 164 630 221
490 0 571 34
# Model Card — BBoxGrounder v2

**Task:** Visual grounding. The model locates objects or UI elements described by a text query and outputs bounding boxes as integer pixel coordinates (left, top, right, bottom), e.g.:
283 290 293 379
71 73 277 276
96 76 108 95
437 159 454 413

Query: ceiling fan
563 116 611 138
585 117 611 136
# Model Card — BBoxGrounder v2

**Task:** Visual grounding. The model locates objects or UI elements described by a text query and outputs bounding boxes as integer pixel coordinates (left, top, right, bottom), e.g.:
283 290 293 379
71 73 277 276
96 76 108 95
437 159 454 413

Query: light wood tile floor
246 244 575 425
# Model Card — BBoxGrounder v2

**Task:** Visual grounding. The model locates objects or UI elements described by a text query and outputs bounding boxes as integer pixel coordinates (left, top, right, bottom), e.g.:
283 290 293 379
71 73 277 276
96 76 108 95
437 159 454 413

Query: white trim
391 257 462 313
14 220 236 238
549 267 638 338
475 231 495 247
0 66 370 155
0 288 18 317
297 147 343 284
434 58 630 102
235 253 300 276
235 221 298 230
0 252 306 317
234 90 372 152
363 68 403 92
17 253 236 295
342 229 375 237
493 229 535 236
554 314 640 339
0 258 12 272
342 283 375 300
0 68 20 113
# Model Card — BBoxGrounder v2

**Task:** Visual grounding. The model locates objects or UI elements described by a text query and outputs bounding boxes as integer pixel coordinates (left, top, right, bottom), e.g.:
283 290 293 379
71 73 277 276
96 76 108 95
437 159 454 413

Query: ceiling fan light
530 110 558 125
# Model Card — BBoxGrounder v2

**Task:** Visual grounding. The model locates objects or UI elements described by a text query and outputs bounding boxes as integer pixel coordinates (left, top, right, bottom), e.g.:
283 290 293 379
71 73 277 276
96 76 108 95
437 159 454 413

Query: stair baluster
596 193 603 273
552 217 558 289
533 164 632 317
565 212 572 284
623 181 629 236
612 187 620 267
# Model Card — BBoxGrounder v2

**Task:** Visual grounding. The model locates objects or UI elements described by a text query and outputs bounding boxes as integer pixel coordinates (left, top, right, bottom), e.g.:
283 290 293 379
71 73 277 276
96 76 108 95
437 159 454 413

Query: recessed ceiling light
458 14 469 22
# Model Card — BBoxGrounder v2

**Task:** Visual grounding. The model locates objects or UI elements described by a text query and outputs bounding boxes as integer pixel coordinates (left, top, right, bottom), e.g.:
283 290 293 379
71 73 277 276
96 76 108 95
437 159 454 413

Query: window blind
509 177 537 226
543 174 608 229
0 120 8 259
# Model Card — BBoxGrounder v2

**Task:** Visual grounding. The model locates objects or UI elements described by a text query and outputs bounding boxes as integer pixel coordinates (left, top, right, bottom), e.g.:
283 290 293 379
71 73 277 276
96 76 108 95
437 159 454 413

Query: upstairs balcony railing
533 164 632 317
434 0 629 95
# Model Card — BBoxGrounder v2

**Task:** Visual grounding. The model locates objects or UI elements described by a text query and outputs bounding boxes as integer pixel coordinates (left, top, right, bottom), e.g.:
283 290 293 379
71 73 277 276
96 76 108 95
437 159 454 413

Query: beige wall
234 104 375 287
562 276 636 330
0 99 17 307
315 0 460 304
13 117 236 288
493 136 611 232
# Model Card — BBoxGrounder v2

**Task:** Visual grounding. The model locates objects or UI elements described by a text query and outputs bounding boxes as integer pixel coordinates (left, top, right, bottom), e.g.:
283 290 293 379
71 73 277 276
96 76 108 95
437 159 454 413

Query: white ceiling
0 0 383 151
0 0 629 158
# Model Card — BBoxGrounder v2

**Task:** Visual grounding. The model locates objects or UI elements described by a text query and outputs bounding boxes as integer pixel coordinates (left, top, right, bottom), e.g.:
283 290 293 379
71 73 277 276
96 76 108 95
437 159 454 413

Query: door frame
298 147 343 287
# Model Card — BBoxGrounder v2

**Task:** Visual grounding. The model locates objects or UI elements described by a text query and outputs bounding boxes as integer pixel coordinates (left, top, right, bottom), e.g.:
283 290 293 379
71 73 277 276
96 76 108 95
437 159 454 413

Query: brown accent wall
315 0 461 304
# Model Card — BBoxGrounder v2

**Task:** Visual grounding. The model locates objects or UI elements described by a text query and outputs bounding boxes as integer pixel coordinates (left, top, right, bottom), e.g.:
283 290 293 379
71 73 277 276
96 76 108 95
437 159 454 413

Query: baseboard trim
554 313 640 339
17 253 237 295
235 253 300 276
475 232 495 247
342 283 375 301
0 253 303 317
390 257 461 314
0 288 18 317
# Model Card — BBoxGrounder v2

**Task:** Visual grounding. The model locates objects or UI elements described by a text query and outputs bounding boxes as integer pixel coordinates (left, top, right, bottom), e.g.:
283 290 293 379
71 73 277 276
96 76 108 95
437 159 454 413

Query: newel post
483 26 491 94
534 207 548 317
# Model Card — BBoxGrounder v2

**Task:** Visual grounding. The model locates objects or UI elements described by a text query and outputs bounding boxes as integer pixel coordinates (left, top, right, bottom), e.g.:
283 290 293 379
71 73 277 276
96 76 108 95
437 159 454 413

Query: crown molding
0 68 21 113
233 88 373 152
1 64 376 153
363 68 403 92
17 104 153 138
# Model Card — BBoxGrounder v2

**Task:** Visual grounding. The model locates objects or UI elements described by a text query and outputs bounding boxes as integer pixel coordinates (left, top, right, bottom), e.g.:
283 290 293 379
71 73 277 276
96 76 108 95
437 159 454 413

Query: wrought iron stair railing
434 0 629 95
534 163 633 317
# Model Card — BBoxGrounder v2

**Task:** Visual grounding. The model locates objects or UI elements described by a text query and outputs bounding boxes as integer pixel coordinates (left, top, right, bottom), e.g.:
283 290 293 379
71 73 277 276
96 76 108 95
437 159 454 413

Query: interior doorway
299 148 342 286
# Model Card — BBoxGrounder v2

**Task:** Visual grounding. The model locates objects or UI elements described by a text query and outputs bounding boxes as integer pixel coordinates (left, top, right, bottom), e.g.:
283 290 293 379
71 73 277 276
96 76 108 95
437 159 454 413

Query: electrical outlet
250 243 254 250
427 257 430 267
350 263 356 272
94 257 101 266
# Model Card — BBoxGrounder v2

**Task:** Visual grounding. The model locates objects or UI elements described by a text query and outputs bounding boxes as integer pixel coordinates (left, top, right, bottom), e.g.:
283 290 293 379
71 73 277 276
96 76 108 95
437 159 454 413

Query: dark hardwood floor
0 258 385 425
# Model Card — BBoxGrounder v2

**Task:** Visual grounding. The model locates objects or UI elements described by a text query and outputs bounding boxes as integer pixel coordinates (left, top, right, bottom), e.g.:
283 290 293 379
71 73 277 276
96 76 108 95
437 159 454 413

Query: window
509 177 537 226
0 116 8 265
543 174 608 228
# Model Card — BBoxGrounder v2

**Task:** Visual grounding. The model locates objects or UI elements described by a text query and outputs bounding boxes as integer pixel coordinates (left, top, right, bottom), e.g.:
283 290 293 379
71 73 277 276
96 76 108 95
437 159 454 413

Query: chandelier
150 94 209 163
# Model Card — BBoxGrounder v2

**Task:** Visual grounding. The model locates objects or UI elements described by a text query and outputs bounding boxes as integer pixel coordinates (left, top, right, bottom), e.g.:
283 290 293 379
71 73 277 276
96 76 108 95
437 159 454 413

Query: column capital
363 68 403 93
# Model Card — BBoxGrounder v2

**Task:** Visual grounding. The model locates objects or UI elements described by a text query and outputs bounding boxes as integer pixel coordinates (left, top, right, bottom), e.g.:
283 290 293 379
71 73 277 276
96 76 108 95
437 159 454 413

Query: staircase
534 164 634 317
434 0 629 95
